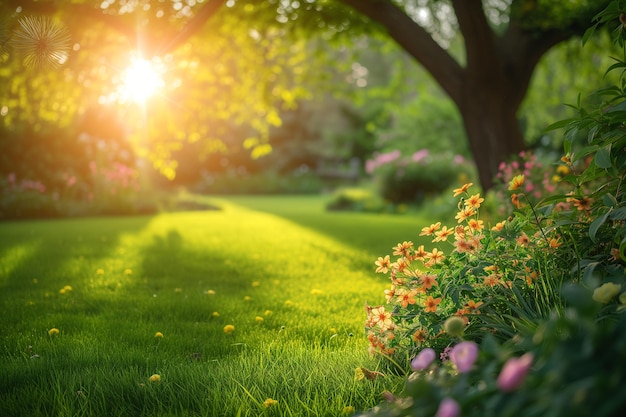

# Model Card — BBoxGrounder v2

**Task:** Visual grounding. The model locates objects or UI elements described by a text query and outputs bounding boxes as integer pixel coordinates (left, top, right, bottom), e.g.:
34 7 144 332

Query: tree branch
153 0 227 56
338 0 464 103
451 0 498 74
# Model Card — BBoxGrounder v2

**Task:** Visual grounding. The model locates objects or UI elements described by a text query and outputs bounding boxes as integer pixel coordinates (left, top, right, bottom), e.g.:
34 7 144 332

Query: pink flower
497 353 534 392
435 397 460 417
411 348 436 370
449 341 478 373
412 149 429 163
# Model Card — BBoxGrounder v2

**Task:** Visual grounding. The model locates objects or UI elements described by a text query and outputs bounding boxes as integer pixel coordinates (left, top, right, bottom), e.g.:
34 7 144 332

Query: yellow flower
508 174 525 191
212 311 220 317
96 268 104 275
310 289 323 295
124 268 133 275
223 324 235 334
453 183 473 197
149 374 161 382
251 281 260 287
174 288 182 293
354 367 365 381
48 328 60 336
154 332 164 338
255 316 264 323
263 398 278 408
243 296 252 301
420 222 441 236
264 310 273 316
206 289 216 295
342 406 355 415
464 193 484 209
592 282 621 304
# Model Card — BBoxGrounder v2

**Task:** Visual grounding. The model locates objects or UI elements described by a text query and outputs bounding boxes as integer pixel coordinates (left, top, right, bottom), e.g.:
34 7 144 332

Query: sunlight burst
119 56 164 104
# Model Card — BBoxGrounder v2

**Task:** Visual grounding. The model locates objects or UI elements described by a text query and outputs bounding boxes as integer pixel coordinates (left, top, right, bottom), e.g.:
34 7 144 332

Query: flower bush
366 150 474 204
361 3 626 415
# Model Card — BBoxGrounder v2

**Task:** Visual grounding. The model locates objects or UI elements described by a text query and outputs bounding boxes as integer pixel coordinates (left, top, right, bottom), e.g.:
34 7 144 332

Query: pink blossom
449 341 478 373
435 398 460 417
411 348 436 371
497 353 534 392
412 149 429 163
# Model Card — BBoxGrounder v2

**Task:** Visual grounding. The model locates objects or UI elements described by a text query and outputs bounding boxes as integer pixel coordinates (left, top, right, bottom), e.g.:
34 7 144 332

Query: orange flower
467 219 484 232
508 174 525 191
384 286 396 303
491 220 506 231
516 232 531 246
375 255 391 273
392 241 413 256
484 275 501 287
420 222 441 236
548 237 561 249
424 295 442 313
419 273 439 290
455 207 476 223
412 328 428 344
510 193 523 209
414 245 427 260
464 300 483 311
433 226 454 242
571 196 593 211
396 289 418 308
371 306 393 330
453 183 474 197
464 194 484 209
425 248 445 265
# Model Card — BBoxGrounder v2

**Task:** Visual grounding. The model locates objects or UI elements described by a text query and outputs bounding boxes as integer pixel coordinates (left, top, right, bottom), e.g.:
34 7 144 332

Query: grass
0 195 436 417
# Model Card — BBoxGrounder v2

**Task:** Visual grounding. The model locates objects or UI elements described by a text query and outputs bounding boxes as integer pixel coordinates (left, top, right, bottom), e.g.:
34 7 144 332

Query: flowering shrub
361 3 626 416
366 150 474 204
492 150 570 215
365 181 566 357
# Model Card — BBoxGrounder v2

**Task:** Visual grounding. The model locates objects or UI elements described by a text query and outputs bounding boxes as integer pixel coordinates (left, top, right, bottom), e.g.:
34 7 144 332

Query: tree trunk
458 89 526 191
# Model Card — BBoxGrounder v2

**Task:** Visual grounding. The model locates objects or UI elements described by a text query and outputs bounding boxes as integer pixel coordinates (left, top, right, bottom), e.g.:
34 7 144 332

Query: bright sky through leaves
119 56 165 104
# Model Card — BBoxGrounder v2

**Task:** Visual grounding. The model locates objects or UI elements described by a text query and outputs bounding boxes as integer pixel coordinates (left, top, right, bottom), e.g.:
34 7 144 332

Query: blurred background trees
0 0 619 218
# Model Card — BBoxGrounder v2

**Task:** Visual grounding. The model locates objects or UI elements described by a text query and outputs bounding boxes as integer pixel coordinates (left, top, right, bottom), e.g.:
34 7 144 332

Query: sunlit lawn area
0 195 435 417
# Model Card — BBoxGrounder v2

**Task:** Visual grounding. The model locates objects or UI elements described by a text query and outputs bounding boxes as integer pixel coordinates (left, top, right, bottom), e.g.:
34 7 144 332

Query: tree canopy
0 0 617 189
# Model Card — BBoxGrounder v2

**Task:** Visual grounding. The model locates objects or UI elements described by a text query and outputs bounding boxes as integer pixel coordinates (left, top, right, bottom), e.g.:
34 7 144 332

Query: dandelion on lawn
174 288 182 293
330 327 337 334
284 300 293 306
223 324 235 334
154 332 163 338
124 268 133 275
212 311 220 318
243 296 252 301
310 289 323 295
264 310 273 316
148 374 161 382
251 281 260 287
48 328 60 336
96 268 104 275
263 398 278 408
206 289 216 295
255 316 264 323
342 406 355 415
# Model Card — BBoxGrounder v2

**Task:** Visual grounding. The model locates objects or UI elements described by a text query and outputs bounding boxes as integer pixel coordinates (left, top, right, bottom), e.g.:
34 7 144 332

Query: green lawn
0 195 435 417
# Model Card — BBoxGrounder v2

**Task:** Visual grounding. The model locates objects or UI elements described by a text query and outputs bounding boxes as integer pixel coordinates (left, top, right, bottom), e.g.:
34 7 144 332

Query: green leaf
620 237 626 262
590 211 611 242
610 207 626 221
595 146 613 169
